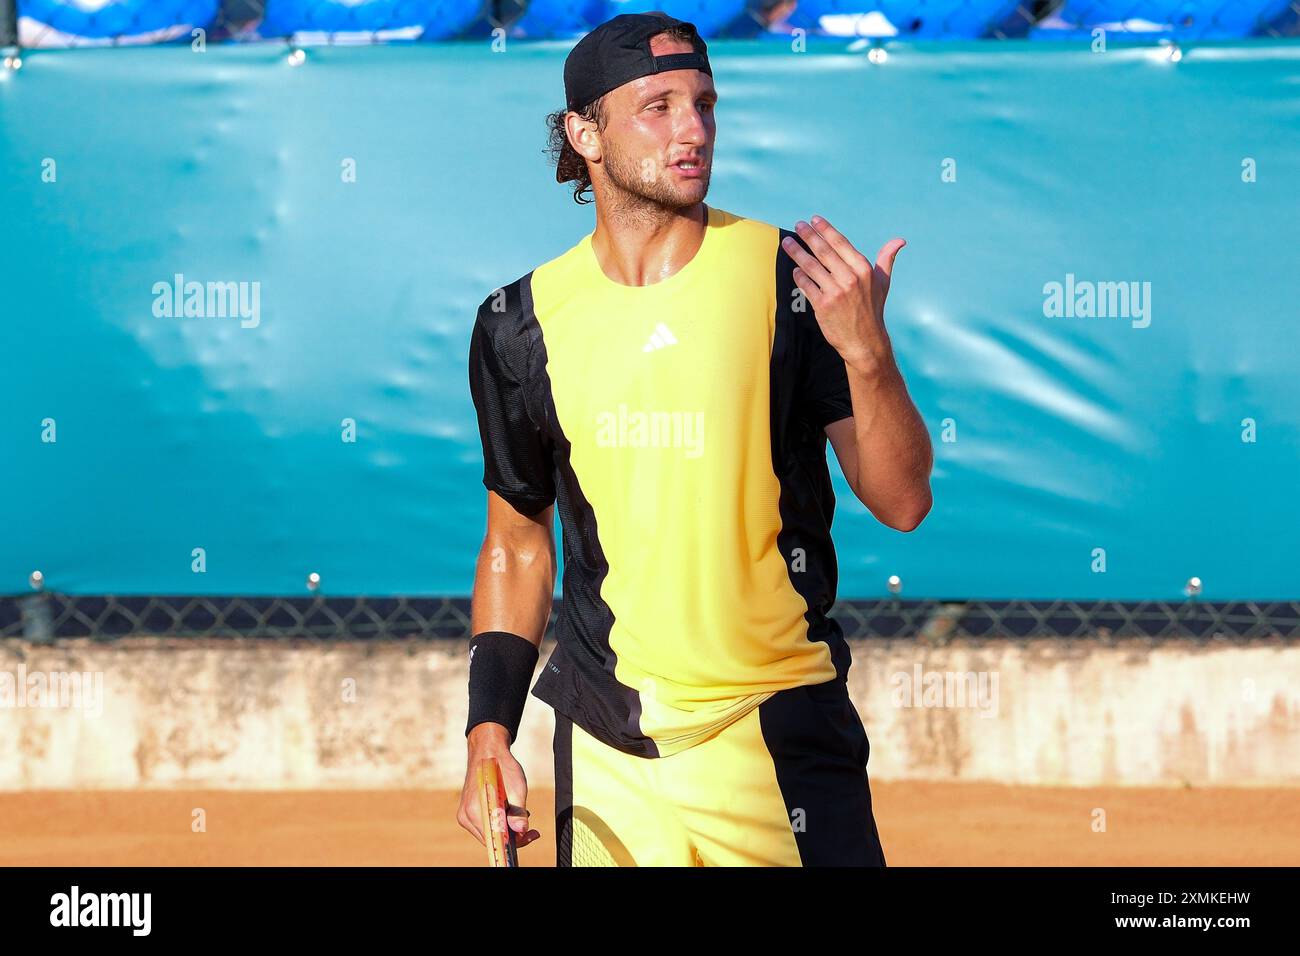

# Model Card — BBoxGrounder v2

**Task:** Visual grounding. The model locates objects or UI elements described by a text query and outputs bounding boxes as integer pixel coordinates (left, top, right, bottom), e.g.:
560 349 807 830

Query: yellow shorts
553 679 886 866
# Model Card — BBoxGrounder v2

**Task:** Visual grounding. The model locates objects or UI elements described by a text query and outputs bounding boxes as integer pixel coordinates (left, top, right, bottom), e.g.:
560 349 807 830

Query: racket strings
560 815 619 867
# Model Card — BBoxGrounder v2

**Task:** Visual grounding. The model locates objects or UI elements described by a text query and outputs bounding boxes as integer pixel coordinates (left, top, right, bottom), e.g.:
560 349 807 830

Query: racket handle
477 757 518 867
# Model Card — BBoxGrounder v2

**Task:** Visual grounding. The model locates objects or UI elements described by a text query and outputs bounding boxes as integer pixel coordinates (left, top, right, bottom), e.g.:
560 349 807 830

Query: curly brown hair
546 25 700 205
545 96 607 206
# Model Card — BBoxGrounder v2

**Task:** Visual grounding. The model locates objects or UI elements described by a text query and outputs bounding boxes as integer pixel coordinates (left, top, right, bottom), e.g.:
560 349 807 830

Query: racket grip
477 757 518 867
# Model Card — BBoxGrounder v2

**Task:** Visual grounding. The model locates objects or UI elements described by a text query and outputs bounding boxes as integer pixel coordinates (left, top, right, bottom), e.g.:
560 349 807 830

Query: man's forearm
469 532 556 643
844 356 933 531
465 532 555 750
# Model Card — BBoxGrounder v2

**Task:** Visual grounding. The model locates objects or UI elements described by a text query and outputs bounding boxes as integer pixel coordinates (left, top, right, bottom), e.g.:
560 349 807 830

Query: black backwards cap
563 11 712 114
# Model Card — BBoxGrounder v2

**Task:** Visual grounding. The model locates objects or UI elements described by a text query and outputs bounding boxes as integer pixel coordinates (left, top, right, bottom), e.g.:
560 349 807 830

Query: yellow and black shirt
469 205 854 759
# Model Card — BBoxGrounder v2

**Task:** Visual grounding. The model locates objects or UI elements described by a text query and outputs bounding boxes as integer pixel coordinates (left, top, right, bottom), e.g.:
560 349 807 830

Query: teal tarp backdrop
1 41 1298 599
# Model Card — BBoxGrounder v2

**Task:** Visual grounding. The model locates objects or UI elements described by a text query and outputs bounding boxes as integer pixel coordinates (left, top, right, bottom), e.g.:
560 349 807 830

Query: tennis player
458 11 932 866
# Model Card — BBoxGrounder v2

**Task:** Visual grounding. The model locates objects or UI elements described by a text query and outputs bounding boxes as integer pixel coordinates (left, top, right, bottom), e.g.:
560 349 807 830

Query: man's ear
566 111 602 165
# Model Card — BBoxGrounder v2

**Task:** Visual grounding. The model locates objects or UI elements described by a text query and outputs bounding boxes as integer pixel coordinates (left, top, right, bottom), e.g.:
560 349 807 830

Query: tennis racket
477 756 518 867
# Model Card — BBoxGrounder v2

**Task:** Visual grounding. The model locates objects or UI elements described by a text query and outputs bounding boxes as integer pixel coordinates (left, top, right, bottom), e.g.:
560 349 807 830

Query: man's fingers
794 219 855 283
809 216 873 278
791 267 825 310
875 237 907 283
506 801 531 834
500 759 534 838
781 234 834 290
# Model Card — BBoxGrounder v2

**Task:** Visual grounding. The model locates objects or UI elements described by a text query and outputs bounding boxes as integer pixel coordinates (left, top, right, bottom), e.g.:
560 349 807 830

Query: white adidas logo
643 322 678 352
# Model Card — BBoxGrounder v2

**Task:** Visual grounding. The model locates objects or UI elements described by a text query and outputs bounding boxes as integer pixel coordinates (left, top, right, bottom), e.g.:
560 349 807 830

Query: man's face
587 35 717 211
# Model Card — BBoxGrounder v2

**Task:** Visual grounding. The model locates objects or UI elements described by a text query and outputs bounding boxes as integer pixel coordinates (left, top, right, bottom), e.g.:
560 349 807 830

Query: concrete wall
1 637 1297 789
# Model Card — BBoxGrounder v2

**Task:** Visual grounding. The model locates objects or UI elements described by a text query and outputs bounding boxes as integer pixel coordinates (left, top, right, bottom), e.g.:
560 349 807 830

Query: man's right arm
456 491 555 850
460 291 557 852
468 490 556 741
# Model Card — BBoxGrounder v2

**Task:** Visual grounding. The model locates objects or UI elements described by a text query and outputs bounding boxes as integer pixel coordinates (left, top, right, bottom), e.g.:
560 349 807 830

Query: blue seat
258 0 483 41
606 0 750 38
513 0 749 39
511 0 607 38
18 0 219 43
786 0 1035 39
1032 0 1295 39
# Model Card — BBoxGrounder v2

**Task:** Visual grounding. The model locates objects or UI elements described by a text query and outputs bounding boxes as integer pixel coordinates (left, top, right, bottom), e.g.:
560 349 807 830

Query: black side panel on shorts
553 712 574 868
758 680 886 867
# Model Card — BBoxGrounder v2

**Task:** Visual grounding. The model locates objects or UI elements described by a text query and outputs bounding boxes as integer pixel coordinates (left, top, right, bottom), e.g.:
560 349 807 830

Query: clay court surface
2 782 1296 866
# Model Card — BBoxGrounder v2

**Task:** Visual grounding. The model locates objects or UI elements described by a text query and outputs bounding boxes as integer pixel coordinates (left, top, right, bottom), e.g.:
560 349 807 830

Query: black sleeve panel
467 278 557 516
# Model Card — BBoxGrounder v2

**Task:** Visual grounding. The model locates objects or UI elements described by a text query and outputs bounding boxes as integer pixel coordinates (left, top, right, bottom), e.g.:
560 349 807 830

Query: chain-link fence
3 593 1296 643
4 0 1297 49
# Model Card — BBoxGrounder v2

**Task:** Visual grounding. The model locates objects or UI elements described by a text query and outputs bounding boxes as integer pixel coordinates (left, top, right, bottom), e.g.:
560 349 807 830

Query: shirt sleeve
467 304 557 516
799 311 854 431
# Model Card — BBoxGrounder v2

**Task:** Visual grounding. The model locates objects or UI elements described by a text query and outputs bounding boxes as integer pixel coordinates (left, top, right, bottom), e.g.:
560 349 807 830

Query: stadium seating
514 0 749 38
1030 0 1299 39
18 0 219 46
258 0 483 41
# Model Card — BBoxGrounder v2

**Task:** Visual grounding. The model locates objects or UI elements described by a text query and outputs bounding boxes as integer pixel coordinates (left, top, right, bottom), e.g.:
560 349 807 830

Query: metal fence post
0 0 17 49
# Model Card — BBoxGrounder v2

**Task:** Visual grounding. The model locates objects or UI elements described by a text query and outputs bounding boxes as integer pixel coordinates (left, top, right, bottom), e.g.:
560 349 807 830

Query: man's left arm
781 216 933 532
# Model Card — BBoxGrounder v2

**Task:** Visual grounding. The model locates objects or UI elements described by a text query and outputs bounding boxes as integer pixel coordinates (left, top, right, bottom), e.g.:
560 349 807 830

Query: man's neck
589 201 708 287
